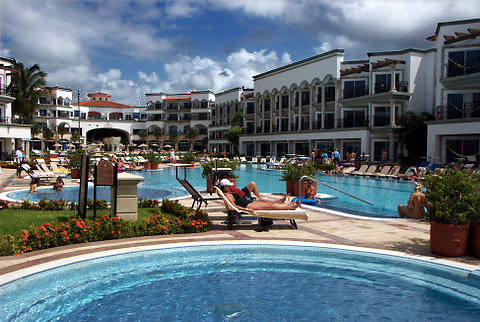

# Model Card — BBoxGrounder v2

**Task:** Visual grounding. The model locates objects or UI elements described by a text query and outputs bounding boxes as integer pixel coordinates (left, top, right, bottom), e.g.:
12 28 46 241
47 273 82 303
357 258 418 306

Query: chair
177 178 221 210
215 187 308 230
362 165 378 176
351 164 368 175
21 164 56 184
251 157 258 163
374 165 391 177
385 165 400 178
342 167 356 175
240 156 247 163
36 161 67 178
260 158 267 164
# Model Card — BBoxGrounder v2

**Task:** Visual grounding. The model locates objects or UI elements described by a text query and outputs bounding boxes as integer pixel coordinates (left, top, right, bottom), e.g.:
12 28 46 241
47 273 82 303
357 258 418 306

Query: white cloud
138 71 160 84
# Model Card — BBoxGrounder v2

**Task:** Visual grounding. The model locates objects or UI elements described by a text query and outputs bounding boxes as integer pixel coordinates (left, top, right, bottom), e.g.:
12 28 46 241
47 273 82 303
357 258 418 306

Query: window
140 114 147 119
294 92 299 107
343 142 361 157
374 106 390 126
183 113 192 120
200 101 208 108
374 141 390 161
317 87 322 103
325 86 335 102
301 91 310 106
325 113 335 129
264 98 271 112
343 80 366 99
447 49 480 77
183 102 192 109
446 139 479 163
154 103 162 109
281 95 289 109
263 120 270 133
168 114 178 121
246 102 255 114
199 113 208 120
343 110 366 128
374 74 399 93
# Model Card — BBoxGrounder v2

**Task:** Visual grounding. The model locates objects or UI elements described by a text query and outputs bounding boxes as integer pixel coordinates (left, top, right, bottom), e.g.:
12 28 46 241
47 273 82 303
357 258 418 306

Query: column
391 64 397 91
270 95 273 133
288 91 292 131
113 173 144 221
334 80 341 129
390 99 396 126
389 133 395 161
254 97 258 134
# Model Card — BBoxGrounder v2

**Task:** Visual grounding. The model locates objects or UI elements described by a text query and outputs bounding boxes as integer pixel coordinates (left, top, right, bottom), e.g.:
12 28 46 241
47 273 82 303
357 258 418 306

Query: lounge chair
21 164 56 184
240 156 247 163
342 167 356 175
215 187 308 230
351 164 368 175
260 158 267 164
251 157 258 163
362 165 378 176
385 165 400 178
36 161 67 178
374 165 391 177
176 178 221 210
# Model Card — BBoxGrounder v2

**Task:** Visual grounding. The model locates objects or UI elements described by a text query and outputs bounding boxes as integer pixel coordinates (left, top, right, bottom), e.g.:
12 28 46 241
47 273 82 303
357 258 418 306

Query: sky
1 0 479 105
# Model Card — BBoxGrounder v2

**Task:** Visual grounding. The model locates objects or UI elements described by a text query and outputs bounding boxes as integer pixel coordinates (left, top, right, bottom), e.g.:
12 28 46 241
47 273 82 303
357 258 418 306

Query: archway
86 128 129 145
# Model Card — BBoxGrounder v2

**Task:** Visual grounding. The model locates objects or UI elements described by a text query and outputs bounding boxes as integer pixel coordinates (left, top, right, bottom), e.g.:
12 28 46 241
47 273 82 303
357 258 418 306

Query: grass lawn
0 208 157 236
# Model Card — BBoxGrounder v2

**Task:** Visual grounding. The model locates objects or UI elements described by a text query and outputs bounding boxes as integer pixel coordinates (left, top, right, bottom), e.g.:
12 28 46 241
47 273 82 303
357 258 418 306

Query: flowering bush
0 200 8 210
0 199 212 256
138 198 160 208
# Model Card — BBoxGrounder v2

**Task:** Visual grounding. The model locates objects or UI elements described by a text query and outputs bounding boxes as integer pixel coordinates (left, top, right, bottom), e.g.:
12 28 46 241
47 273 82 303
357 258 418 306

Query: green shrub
281 162 317 182
423 170 480 225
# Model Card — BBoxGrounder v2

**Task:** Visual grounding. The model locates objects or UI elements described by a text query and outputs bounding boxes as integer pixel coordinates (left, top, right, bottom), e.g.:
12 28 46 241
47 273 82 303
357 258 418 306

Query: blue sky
1 0 479 105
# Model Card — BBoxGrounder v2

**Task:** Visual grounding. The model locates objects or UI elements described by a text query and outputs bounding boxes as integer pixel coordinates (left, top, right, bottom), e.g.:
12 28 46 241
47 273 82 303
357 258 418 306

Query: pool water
6 164 414 218
1 244 479 321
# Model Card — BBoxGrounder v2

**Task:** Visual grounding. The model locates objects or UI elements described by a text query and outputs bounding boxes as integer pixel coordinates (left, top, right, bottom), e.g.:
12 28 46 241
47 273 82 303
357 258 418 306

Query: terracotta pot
286 181 294 195
70 168 81 179
470 224 480 258
144 162 152 170
288 181 317 197
430 222 470 257
150 162 159 170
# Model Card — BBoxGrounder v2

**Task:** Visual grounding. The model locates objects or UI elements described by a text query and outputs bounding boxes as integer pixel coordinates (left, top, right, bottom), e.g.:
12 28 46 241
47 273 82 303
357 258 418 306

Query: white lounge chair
351 164 368 175
374 165 391 177
363 165 378 176
240 156 247 163
215 187 308 230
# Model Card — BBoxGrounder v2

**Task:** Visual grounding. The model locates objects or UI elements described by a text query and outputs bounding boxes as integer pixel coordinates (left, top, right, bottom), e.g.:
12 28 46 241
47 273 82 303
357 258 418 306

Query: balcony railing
337 118 369 128
435 103 480 120
444 62 480 78
0 85 13 97
374 81 408 94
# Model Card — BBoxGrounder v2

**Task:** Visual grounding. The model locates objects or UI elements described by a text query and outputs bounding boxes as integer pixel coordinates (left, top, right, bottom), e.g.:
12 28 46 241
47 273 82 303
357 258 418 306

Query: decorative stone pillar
114 173 145 221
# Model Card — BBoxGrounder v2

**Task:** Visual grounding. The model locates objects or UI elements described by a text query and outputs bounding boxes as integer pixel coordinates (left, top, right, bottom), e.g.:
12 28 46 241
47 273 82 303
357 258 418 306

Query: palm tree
30 121 42 138
56 122 69 140
42 127 54 152
137 129 148 144
10 62 48 123
169 129 179 150
185 128 197 150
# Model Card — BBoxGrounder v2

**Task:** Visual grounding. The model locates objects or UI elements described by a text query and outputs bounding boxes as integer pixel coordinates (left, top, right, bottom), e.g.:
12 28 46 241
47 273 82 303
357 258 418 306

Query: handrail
299 175 374 206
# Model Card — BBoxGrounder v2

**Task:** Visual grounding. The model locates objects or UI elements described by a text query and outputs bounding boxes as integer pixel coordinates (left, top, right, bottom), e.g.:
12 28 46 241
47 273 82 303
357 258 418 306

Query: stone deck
0 167 478 278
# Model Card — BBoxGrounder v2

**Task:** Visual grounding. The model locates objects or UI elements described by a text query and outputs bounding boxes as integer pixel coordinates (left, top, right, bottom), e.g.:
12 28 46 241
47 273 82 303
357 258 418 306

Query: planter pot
70 168 81 179
206 177 236 193
70 169 91 179
470 224 480 258
430 222 470 257
287 181 317 197
150 162 159 170
144 162 152 170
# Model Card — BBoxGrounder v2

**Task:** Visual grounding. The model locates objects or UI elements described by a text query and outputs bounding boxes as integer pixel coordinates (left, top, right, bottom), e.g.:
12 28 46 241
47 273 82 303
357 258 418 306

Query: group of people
311 149 368 168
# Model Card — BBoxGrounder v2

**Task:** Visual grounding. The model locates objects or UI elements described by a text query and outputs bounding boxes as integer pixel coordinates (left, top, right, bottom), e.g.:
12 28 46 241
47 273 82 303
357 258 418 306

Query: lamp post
77 90 81 146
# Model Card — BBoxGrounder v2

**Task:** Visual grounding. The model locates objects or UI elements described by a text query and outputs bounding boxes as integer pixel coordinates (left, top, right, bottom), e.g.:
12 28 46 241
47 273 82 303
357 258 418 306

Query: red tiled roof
78 100 132 108
87 92 112 98
164 95 191 100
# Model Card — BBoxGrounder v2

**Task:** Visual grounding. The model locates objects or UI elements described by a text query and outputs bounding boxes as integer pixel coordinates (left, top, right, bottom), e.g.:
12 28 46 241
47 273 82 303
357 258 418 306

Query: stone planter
470 224 480 258
430 222 470 257
286 181 317 197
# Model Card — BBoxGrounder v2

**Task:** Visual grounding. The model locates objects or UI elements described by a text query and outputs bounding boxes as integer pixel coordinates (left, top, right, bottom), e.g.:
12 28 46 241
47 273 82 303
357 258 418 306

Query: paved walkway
0 167 479 278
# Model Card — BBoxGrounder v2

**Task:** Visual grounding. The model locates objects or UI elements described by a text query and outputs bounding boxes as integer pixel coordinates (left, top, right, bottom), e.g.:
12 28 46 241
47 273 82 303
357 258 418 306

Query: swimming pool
1 243 479 321
4 164 414 218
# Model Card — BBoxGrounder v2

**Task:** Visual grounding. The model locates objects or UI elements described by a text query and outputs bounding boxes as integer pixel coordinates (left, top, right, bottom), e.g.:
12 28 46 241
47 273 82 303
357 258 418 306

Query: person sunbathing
219 179 298 211
397 183 427 219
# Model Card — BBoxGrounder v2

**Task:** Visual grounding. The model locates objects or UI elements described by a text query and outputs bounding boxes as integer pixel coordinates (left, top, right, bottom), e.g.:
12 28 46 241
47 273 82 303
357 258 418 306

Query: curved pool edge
1 239 479 287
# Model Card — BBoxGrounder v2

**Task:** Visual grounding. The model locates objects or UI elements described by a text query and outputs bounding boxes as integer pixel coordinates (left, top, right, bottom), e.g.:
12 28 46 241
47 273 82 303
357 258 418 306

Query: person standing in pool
219 179 298 211
397 183 427 219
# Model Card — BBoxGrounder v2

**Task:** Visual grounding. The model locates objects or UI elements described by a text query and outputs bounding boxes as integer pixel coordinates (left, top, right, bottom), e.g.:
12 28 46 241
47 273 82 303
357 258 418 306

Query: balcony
442 63 480 89
343 86 369 99
337 118 369 128
0 85 14 104
435 103 480 121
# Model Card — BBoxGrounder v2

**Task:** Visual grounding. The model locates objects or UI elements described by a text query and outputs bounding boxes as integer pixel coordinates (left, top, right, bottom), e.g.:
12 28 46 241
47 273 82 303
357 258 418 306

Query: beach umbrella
53 142 62 147
150 143 159 146
163 144 172 148
139 144 148 148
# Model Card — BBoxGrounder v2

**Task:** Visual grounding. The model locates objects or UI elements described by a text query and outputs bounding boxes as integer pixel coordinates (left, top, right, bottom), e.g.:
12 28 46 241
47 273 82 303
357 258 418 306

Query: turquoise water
1 244 479 321
6 164 414 217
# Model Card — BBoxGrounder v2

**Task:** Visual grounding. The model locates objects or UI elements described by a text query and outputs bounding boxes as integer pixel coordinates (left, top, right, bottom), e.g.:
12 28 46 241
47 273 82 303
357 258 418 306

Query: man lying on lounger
219 179 299 211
